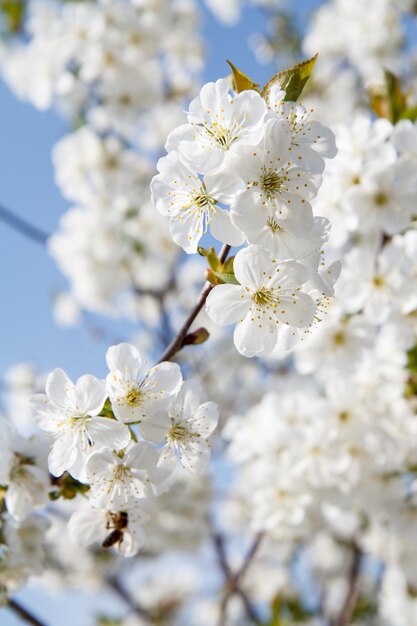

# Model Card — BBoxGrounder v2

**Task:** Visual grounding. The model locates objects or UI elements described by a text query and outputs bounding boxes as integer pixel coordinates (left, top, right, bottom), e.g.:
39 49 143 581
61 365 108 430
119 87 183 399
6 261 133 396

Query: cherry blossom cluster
0 417 50 604
151 77 339 357
302 0 417 124
27 343 218 558
0 0 203 324
48 127 178 318
0 0 202 132
218 110 417 623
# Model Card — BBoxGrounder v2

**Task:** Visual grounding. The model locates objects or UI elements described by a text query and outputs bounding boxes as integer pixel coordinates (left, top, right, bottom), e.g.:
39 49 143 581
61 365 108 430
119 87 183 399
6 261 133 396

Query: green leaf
226 60 259 94
200 249 240 285
407 345 417 373
197 246 222 272
96 616 123 626
50 473 90 501
210 270 240 285
222 256 236 274
370 70 409 123
400 105 417 122
261 53 318 103
0 0 25 33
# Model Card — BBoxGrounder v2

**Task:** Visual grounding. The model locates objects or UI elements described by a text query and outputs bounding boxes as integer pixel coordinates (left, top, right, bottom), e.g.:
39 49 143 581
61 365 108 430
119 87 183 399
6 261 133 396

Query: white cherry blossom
269 98 337 173
165 77 267 174
0 434 49 522
86 443 166 510
141 380 219 475
68 505 148 557
344 162 416 236
30 369 130 480
151 151 244 253
105 342 182 425
227 118 321 239
206 245 316 357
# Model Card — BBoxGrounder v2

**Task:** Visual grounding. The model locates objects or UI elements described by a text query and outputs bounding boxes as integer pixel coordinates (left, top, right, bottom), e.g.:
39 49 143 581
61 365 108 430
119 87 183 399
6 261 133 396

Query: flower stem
157 244 231 363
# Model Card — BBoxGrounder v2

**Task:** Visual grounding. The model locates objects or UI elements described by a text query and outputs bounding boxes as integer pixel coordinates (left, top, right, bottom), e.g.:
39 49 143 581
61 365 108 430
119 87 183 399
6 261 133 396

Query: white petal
206 284 250 326
210 207 245 247
234 311 277 357
276 292 316 327
48 435 77 477
189 402 219 437
169 211 204 254
68 509 106 548
75 375 107 416
173 379 202 418
89 417 131 450
233 245 273 289
139 412 170 443
125 442 159 471
204 170 245 203
46 368 77 410
106 343 142 380
29 395 63 432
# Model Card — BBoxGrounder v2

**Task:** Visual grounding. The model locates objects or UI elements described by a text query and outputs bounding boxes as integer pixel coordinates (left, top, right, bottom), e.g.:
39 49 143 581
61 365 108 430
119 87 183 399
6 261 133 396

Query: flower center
338 411 351 422
125 386 144 406
374 192 388 206
266 216 283 233
332 331 346 346
193 194 212 209
260 169 286 198
252 288 278 306
169 423 189 441
113 464 130 481
373 275 385 288
204 116 242 150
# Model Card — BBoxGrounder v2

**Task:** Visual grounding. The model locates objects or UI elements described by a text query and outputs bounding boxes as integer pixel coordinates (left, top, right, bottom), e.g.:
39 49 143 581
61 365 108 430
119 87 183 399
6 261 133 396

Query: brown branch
234 532 264 583
211 528 264 626
331 544 362 626
7 599 49 626
107 576 153 621
157 244 231 364
0 204 49 246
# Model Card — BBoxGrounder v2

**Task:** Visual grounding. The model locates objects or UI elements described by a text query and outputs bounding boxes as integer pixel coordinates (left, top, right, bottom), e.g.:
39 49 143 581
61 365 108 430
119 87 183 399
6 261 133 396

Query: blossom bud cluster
151 77 339 356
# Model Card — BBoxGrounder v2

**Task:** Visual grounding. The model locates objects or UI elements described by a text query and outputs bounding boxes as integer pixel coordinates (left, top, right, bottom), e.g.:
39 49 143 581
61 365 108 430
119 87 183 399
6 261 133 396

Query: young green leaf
198 246 223 272
210 270 240 285
227 60 260 94
261 53 318 104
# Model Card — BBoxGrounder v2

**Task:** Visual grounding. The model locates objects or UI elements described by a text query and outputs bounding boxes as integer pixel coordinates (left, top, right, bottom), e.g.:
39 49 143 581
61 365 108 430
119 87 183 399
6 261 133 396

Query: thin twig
331 543 362 626
157 244 231 363
107 576 153 621
7 598 49 626
211 527 264 626
0 204 49 246
234 532 264 583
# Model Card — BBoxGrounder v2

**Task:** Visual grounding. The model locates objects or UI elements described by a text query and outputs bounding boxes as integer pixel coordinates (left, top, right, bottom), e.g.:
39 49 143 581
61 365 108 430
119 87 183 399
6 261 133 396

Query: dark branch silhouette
8 598 49 626
0 204 49 246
